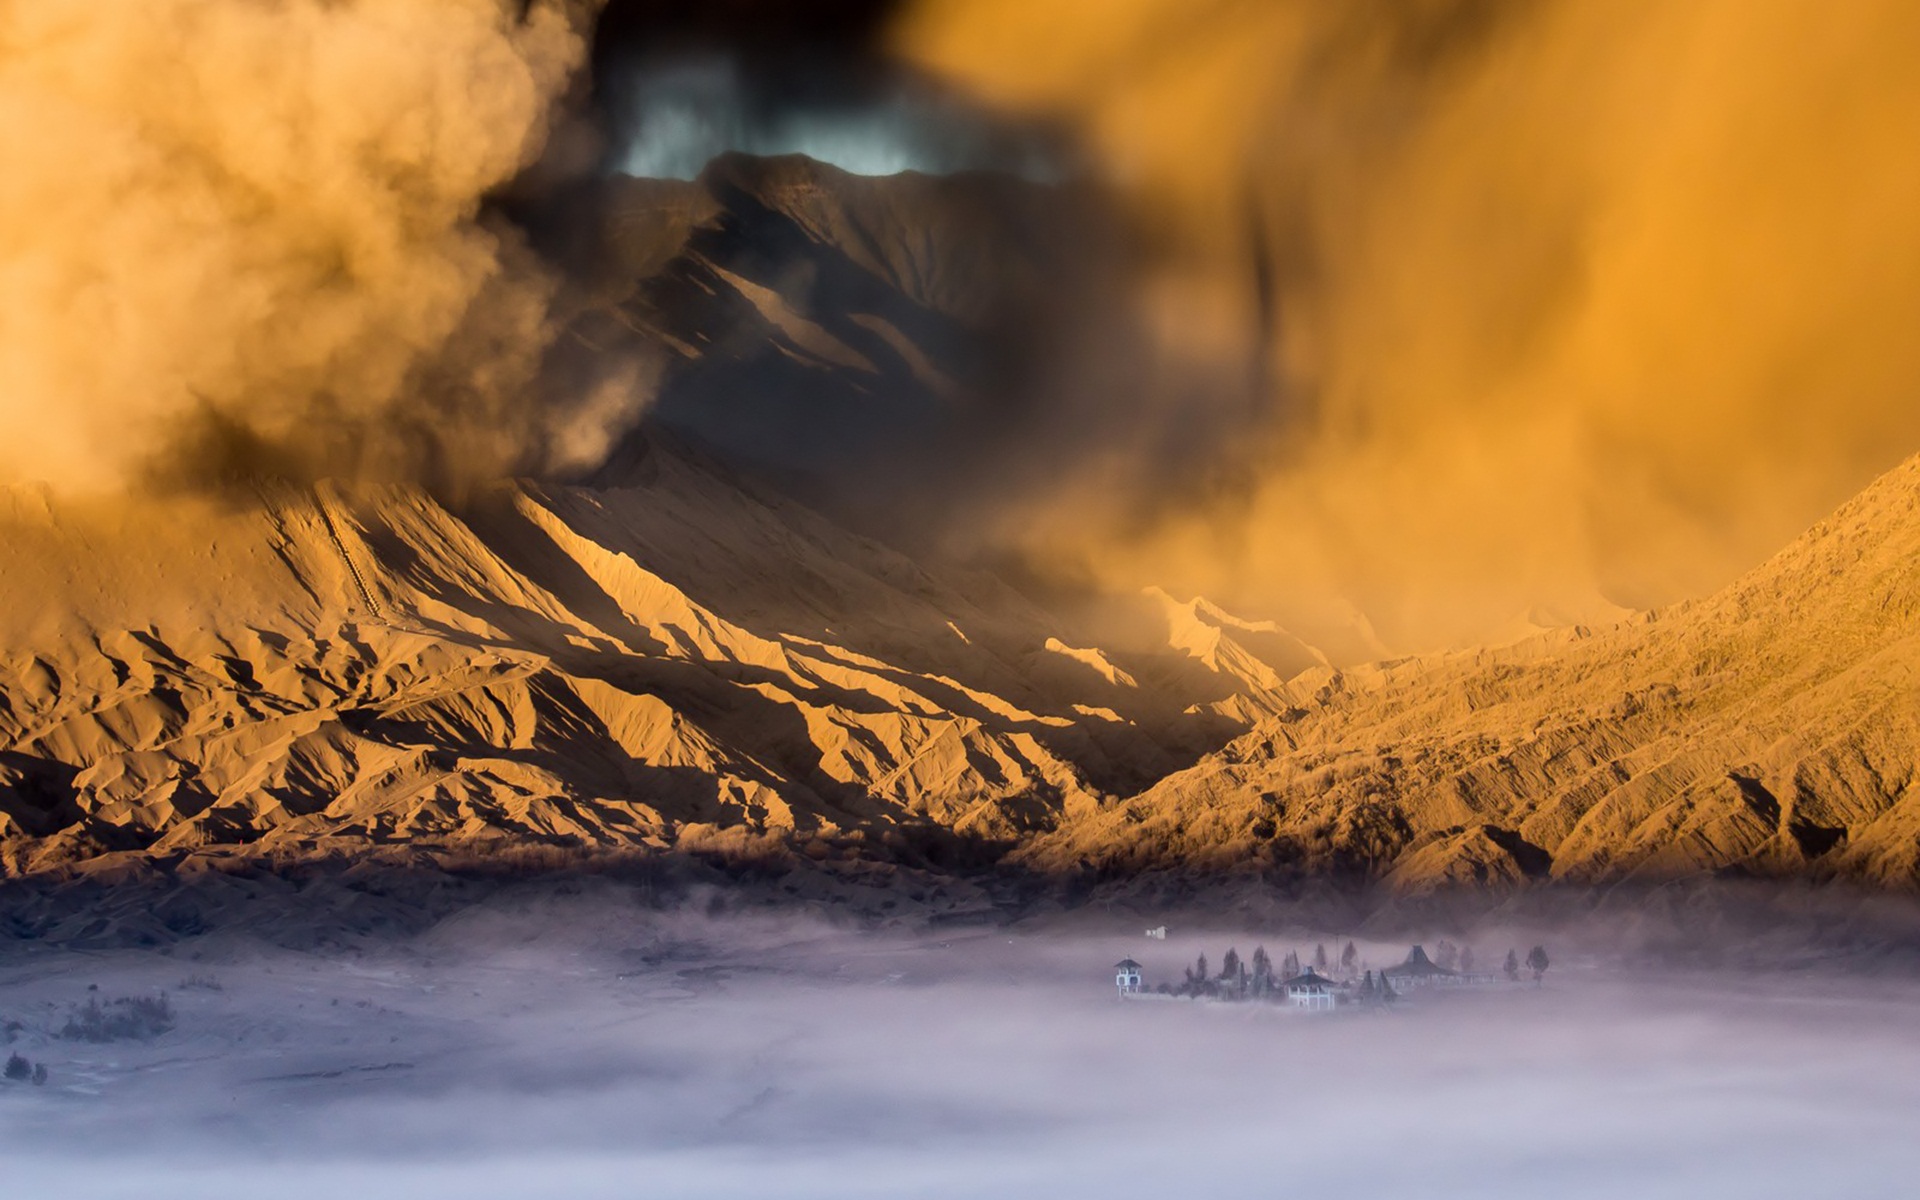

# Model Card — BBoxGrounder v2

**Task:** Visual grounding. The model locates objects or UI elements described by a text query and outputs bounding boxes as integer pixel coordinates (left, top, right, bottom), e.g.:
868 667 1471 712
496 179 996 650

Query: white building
1280 968 1338 1010
1115 958 1143 997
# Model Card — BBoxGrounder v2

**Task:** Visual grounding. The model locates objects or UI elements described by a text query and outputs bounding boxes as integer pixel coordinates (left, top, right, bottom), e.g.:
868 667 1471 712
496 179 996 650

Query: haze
900 0 1920 648
2 902 1917 1199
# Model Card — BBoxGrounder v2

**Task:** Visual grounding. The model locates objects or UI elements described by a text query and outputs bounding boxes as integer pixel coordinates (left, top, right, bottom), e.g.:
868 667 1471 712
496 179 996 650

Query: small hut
1280 968 1338 1010
1115 958 1144 997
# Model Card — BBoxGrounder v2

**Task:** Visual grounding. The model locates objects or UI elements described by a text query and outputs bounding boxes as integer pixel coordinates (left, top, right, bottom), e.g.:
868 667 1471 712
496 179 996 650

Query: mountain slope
549 149 1121 533
3 445 1917 897
1023 454 1920 892
0 435 1268 879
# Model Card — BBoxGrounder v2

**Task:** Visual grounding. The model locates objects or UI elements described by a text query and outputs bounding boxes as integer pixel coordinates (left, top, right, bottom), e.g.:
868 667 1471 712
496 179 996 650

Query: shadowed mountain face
556 153 1129 527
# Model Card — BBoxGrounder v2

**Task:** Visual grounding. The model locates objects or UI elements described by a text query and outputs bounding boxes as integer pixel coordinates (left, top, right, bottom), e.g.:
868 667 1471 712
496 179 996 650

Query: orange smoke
0 0 613 495
897 0 1920 651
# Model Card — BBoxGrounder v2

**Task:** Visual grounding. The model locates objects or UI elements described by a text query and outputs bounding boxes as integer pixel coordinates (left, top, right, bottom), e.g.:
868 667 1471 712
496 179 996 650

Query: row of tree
1175 943 1353 999
1432 940 1552 981
1169 942 1552 998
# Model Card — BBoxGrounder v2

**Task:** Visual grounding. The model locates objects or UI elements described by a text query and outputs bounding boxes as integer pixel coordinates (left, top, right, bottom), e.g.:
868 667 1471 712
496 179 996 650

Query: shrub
3 1053 28 1081
59 993 176 1042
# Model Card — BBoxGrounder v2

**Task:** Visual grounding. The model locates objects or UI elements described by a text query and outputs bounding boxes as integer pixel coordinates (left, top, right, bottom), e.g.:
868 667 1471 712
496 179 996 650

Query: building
1115 958 1144 996
1381 945 1458 989
1144 926 1168 940
1378 945 1505 989
1280 968 1339 1010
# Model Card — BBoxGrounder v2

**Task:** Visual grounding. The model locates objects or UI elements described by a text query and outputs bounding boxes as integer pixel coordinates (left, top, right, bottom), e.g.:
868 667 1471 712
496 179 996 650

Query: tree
1281 950 1301 978
1341 941 1358 973
1435 940 1459 970
1219 948 1249 999
1503 949 1520 981
1313 943 1329 971
1252 946 1273 994
3 1053 27 1081
1527 945 1550 984
1459 946 1476 974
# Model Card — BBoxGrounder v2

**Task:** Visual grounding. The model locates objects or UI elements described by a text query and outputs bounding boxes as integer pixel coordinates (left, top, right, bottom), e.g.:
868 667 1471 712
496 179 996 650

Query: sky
606 56 1060 179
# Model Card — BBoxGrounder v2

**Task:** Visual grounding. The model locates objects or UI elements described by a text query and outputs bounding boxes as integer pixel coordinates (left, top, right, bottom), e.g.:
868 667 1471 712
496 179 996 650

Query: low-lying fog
1 895 1915 1199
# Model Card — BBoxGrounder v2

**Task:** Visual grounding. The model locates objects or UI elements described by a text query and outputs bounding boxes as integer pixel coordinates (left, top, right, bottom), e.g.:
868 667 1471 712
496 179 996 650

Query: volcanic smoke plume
897 0 1920 650
9 0 1920 653
0 0 614 495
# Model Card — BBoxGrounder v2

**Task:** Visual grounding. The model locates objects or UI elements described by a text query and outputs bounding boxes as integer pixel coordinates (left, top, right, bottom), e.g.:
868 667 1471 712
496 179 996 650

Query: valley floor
0 899 1916 1198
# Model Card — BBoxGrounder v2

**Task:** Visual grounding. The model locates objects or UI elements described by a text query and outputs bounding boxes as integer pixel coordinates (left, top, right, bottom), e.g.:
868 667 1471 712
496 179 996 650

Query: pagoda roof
1280 969 1337 990
1114 958 1144 970
1383 944 1456 977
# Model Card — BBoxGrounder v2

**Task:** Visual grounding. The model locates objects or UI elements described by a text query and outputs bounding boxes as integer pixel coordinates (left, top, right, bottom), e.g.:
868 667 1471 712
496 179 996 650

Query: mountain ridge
1019 453 1920 894
3 446 1917 899
0 431 1297 883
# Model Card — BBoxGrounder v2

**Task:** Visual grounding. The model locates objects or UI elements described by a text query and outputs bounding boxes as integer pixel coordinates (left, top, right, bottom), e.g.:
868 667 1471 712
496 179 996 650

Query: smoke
13 0 1917 651
895 0 1920 651
0 0 631 496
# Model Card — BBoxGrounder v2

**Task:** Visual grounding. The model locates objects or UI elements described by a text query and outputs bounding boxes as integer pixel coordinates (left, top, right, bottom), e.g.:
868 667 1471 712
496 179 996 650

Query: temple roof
1114 958 1143 970
1383 945 1456 977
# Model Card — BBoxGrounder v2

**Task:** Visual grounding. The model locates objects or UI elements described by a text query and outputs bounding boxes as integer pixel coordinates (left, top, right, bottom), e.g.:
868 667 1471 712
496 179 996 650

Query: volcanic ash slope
3 441 1919 897
0 438 1297 881
1023 454 1920 893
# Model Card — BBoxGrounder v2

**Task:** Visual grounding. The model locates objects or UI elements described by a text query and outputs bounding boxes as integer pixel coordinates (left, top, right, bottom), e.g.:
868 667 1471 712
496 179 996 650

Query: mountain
4 153 1919 926
554 153 1119 513
1023 453 1920 894
9 443 1919 905
0 431 1307 886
